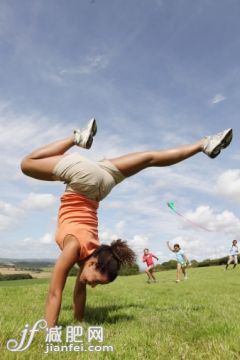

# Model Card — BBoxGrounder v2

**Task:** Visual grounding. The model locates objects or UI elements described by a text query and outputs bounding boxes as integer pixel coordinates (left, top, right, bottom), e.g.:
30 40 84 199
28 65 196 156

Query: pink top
142 253 158 266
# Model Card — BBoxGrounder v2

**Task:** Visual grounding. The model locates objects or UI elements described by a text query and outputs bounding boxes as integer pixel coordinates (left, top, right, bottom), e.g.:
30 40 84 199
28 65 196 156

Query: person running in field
143 248 159 283
20 118 232 327
167 241 190 282
226 240 239 270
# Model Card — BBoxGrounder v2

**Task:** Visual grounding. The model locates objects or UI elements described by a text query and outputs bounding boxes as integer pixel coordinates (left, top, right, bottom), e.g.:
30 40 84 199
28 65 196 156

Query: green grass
1 266 240 359
0 278 48 287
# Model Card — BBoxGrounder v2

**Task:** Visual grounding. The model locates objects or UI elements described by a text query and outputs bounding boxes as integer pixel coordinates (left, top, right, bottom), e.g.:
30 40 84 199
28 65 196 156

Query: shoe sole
86 135 93 149
209 128 233 159
88 118 97 137
85 118 97 149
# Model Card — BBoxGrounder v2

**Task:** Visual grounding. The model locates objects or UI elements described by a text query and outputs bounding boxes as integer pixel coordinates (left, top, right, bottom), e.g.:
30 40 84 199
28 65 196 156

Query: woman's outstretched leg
21 118 97 181
109 128 232 177
109 141 203 177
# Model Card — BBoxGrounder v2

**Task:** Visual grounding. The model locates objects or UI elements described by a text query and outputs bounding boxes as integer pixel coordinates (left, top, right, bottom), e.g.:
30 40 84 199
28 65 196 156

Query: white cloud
216 169 240 201
0 99 10 112
99 229 118 243
20 192 57 210
166 235 229 261
47 73 66 86
0 200 23 217
0 107 73 184
182 206 240 237
128 234 149 255
99 231 111 242
210 93 226 105
99 223 150 256
99 226 120 244
0 214 14 231
103 201 125 209
20 232 54 247
169 236 201 253
14 232 58 258
39 233 54 244
0 192 57 231
0 200 24 230
21 237 32 244
0 113 69 151
115 220 126 232
59 54 109 76
150 169 214 195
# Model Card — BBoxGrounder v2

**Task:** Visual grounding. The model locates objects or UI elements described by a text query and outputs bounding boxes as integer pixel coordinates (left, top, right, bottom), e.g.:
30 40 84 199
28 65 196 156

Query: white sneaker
203 128 232 158
73 118 97 149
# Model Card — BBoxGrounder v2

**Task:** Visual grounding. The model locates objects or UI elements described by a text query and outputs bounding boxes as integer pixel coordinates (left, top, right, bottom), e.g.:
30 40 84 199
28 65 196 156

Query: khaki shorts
53 153 125 201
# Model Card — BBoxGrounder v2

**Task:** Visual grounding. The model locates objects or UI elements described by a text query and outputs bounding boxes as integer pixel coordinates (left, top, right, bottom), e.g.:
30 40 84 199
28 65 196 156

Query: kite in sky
167 201 212 232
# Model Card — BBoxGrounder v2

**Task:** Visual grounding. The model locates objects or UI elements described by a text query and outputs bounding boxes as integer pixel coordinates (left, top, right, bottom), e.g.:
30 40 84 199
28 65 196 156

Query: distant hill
0 258 56 268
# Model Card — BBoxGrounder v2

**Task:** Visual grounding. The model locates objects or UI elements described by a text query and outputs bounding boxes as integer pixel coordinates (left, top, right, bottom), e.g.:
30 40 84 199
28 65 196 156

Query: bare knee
20 156 31 175
20 154 58 181
145 152 158 166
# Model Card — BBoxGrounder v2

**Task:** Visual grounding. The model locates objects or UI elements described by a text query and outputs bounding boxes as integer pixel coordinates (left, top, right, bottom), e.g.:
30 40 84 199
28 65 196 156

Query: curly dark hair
91 239 136 282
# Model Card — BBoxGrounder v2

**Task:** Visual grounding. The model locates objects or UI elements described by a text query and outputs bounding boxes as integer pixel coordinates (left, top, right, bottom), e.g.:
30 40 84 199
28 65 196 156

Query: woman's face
79 258 109 288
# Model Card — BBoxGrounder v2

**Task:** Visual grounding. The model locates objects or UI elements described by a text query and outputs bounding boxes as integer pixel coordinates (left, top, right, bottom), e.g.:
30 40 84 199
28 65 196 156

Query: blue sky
1 0 240 266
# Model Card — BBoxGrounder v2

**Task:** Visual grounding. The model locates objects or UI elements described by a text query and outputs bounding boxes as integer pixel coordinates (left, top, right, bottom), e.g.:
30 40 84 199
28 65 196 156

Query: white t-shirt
229 245 238 256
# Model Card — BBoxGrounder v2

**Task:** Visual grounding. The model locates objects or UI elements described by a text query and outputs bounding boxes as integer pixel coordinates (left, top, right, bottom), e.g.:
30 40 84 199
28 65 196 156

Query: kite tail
167 203 212 232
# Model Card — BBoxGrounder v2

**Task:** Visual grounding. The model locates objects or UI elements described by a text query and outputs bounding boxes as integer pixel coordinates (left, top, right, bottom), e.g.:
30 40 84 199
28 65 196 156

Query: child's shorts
53 152 125 201
229 255 238 264
177 262 187 267
147 264 154 271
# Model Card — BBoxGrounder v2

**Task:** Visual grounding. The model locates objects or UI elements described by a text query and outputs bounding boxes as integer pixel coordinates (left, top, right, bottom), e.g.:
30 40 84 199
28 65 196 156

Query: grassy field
1 266 240 360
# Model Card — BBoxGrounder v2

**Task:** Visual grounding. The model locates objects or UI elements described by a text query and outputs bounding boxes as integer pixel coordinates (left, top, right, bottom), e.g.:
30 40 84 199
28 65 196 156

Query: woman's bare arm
73 268 87 321
45 237 80 327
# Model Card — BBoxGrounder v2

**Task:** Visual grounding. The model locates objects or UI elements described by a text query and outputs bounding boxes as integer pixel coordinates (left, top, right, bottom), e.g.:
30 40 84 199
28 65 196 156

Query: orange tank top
55 192 99 261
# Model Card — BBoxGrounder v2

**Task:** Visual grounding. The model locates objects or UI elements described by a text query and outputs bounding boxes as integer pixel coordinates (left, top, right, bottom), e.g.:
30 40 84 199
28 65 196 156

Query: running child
142 248 159 283
167 241 189 282
226 240 239 270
